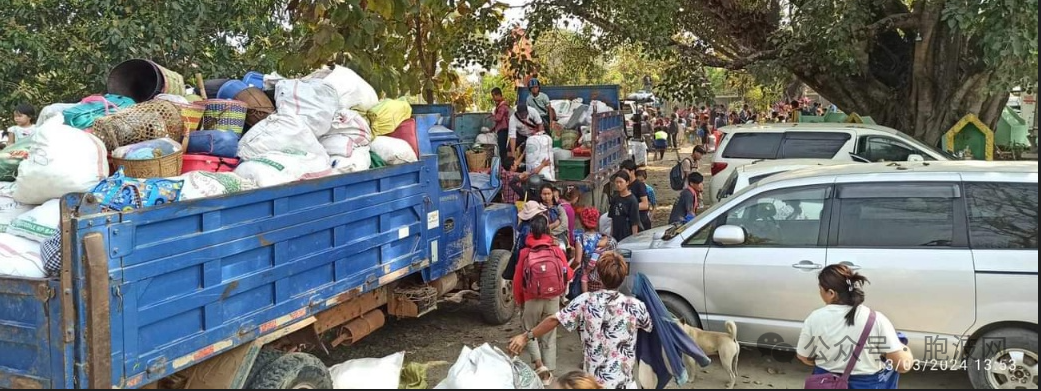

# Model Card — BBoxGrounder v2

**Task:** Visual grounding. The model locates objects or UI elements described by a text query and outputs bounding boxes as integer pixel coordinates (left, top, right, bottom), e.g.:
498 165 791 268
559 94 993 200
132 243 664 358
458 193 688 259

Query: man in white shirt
509 104 543 157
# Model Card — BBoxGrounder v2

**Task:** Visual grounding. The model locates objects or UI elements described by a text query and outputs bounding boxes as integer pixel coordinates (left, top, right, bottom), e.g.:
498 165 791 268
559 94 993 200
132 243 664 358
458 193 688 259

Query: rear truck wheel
246 349 285 385
480 249 515 325
245 352 332 389
968 328 1038 389
660 294 702 329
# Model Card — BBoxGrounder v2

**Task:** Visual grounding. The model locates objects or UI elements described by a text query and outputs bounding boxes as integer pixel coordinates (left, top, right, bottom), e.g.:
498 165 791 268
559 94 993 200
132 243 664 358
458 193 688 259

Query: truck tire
660 293 702 329
480 249 515 325
967 328 1038 389
246 349 285 385
244 352 332 389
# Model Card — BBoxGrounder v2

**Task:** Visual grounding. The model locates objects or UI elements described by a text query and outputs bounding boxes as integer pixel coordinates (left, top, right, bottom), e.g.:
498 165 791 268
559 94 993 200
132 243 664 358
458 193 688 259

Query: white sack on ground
234 150 330 188
329 351 404 389
15 123 109 205
238 114 328 161
307 65 380 112
274 79 339 138
0 232 45 278
370 136 418 165
434 343 542 389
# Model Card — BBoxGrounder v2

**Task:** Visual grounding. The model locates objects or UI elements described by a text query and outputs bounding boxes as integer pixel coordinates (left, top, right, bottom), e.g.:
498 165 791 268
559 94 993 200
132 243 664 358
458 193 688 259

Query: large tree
287 0 505 103
0 0 291 115
522 0 1039 145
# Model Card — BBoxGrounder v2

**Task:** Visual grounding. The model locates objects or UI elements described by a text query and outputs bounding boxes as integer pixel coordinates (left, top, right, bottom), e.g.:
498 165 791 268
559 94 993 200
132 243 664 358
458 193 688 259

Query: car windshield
892 131 955 160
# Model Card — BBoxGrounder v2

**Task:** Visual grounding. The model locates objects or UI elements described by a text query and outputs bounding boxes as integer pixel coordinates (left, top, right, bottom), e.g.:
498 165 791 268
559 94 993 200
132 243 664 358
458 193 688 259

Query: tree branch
862 12 919 38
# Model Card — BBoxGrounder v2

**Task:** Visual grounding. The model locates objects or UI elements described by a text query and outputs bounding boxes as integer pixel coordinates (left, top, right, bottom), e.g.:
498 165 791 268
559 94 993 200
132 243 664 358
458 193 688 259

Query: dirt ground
320 148 973 389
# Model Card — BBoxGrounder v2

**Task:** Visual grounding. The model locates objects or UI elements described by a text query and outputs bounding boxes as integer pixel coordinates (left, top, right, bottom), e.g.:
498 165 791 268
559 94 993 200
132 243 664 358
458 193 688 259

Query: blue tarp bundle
633 272 712 389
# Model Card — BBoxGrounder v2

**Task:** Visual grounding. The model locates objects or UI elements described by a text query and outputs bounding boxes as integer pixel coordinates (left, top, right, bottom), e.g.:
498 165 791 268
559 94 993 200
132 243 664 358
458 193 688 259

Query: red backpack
522 244 567 299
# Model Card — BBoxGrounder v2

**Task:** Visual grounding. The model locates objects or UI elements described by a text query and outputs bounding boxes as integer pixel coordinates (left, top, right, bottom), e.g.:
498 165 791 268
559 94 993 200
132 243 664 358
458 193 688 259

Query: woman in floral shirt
510 252 651 389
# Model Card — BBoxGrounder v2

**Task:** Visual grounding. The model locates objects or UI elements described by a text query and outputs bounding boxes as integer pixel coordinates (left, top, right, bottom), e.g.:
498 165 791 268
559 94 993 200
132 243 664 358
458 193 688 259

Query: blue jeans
812 367 900 389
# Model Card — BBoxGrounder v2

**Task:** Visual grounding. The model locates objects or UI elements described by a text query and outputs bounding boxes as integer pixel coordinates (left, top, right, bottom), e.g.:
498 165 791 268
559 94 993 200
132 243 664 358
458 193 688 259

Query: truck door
433 143 473 270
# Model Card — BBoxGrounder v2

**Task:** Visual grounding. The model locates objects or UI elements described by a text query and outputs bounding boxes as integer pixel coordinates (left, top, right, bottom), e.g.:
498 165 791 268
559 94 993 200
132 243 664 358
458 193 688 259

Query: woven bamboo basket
109 132 191 178
465 149 490 172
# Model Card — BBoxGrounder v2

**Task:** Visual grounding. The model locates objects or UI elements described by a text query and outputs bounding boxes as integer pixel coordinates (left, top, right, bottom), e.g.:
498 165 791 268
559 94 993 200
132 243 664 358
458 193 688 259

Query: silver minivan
622 161 1037 389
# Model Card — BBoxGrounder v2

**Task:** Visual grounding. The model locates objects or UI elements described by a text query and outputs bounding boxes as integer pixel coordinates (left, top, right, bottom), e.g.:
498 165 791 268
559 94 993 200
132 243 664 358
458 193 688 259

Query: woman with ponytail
796 264 915 389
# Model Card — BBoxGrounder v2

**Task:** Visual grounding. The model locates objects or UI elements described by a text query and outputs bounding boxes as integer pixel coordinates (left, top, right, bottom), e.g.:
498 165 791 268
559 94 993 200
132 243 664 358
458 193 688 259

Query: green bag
0 138 34 181
62 94 136 129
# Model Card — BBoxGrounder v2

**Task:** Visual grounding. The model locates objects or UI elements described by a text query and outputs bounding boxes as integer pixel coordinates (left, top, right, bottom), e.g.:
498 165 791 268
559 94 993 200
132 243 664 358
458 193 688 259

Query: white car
621 161 1038 389
714 159 851 202
708 123 954 204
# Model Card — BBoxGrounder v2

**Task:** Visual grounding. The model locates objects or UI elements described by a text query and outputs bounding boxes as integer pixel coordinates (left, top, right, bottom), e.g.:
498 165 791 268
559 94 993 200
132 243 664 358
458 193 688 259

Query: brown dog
679 320 740 389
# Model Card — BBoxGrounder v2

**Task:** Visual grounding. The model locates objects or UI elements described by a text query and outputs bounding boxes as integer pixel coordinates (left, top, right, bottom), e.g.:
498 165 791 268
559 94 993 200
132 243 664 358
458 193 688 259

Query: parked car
621 161 1038 390
708 123 954 204
714 159 850 202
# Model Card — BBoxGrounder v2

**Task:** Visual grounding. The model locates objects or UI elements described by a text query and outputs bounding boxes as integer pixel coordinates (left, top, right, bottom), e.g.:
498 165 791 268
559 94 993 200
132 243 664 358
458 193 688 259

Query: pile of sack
547 98 610 170
0 60 422 279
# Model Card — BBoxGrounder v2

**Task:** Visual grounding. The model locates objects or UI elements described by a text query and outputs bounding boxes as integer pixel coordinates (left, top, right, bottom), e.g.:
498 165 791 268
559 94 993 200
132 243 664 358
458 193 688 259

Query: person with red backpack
513 213 574 386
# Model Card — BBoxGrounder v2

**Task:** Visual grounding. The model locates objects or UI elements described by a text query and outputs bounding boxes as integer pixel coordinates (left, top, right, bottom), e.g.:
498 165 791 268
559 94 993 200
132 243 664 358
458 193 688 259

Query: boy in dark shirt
620 159 652 230
609 171 641 242
669 172 704 224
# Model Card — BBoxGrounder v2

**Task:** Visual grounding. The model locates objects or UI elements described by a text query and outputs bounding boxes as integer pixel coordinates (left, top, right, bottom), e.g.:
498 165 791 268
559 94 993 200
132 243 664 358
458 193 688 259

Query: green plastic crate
557 158 590 181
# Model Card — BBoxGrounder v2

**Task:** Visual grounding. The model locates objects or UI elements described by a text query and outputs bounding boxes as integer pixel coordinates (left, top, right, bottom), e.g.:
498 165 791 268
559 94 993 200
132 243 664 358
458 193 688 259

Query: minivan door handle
838 261 862 271
792 261 823 271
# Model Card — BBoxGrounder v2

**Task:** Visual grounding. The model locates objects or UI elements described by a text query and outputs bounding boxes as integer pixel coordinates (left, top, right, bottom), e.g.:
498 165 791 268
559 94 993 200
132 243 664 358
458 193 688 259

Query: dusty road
322 147 973 389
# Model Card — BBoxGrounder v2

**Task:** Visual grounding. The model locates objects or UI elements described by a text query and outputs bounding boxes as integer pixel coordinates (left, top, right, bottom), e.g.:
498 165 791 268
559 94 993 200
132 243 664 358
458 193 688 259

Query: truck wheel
246 349 285 385
245 352 332 389
480 249 515 325
967 328 1038 389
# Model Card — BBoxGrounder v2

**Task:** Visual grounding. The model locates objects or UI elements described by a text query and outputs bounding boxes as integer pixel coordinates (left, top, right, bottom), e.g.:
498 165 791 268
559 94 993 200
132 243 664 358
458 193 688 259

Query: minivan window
965 182 1038 249
720 186 829 246
778 132 851 159
721 133 783 159
835 184 958 247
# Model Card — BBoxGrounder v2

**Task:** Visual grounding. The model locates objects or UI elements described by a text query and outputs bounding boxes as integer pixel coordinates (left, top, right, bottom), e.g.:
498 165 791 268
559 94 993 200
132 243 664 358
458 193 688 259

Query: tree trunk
790 4 1008 147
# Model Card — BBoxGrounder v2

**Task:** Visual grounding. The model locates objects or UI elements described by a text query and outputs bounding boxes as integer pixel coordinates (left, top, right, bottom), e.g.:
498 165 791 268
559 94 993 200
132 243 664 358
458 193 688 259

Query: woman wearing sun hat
503 201 550 281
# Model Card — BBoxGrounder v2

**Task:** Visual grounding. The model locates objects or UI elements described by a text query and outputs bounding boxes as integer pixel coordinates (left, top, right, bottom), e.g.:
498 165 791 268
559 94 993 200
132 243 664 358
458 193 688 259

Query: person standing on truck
491 87 512 158
513 213 573 386
509 103 543 158
526 78 555 133
608 171 641 242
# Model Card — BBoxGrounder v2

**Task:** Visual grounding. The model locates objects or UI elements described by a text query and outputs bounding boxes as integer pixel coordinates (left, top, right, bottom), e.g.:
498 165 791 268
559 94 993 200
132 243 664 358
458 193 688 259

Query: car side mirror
713 225 747 246
907 154 925 162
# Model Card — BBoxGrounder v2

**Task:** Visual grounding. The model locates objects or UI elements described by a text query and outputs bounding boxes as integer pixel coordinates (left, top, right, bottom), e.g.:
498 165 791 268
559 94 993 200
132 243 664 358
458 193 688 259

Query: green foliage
476 73 517 111
530 28 608 86
0 0 291 122
288 0 505 103
943 0 1039 89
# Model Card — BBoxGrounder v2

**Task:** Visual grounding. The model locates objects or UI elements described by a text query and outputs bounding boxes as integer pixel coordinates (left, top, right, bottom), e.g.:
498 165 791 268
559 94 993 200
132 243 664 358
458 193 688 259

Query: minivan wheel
967 328 1038 389
659 294 702 329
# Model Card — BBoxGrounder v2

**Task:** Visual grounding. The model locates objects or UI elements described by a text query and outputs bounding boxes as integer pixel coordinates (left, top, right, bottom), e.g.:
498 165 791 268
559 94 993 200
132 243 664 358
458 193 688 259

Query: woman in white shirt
797 264 915 389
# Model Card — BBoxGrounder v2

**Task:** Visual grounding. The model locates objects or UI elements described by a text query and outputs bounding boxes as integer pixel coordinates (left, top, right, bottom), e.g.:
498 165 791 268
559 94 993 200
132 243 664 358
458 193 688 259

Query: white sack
331 146 372 174
327 108 373 146
0 182 16 198
7 199 60 243
475 133 498 146
553 148 573 162
0 232 45 278
234 151 330 188
0 196 33 233
274 79 339 138
435 343 542 389
525 133 555 181
320 134 361 158
308 65 380 112
238 114 328 161
329 351 404 389
630 140 648 166
370 137 418 165
600 212 612 236
171 171 258 201
37 103 77 127
14 123 109 205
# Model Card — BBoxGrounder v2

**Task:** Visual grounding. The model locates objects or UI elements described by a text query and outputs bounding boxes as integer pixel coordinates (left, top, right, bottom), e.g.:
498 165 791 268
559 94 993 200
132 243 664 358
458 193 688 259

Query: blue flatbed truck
0 109 519 389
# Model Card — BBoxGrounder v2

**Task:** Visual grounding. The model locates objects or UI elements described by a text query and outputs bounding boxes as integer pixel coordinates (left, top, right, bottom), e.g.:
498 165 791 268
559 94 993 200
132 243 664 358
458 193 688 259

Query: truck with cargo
0 109 519 389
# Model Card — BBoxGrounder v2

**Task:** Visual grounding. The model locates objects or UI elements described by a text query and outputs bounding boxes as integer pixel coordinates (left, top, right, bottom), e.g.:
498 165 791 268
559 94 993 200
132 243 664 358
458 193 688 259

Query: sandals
535 366 553 386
